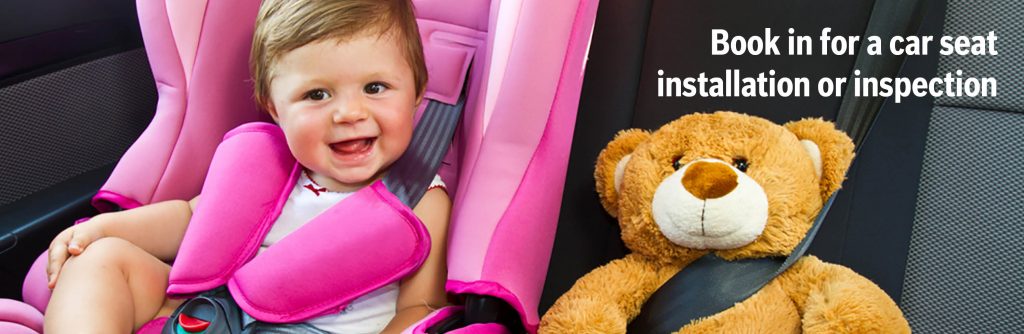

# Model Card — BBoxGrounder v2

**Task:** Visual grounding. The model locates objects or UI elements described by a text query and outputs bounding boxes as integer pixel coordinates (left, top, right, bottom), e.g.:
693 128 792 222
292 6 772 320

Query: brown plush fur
540 112 909 333
595 129 650 218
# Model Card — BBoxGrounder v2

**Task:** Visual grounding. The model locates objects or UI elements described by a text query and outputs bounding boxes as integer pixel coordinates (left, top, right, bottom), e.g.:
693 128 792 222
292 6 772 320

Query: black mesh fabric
899 0 1024 331
932 0 1024 112
900 107 1024 332
0 49 156 207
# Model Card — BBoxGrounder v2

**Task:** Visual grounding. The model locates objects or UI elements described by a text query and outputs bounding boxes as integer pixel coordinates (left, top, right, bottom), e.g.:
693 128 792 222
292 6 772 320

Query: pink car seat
0 0 598 333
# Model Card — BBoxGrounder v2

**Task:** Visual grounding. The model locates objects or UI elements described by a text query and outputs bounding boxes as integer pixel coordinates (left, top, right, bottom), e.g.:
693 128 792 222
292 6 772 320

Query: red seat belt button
178 313 210 333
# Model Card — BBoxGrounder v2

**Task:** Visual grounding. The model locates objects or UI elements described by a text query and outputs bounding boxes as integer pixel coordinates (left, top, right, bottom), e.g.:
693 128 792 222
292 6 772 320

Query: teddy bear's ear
595 129 650 217
784 118 855 201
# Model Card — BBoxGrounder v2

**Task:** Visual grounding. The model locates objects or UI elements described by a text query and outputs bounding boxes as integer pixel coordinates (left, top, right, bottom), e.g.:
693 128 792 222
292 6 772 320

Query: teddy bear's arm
539 253 681 334
779 256 911 334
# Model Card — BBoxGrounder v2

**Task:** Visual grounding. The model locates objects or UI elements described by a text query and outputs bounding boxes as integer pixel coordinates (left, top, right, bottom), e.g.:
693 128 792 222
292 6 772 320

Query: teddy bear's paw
540 297 628 334
801 281 911 334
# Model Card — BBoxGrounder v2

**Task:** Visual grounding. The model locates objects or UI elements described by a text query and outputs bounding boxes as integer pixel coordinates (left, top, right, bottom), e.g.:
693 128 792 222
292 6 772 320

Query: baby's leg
44 237 183 334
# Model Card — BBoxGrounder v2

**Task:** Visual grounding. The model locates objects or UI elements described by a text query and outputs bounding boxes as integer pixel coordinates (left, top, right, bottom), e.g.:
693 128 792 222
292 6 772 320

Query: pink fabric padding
448 0 578 283
0 299 43 333
418 19 484 105
413 0 490 31
229 181 430 322
102 0 190 207
21 253 50 313
164 0 207 89
102 0 266 209
480 0 522 131
443 49 489 196
478 0 597 331
0 322 38 334
135 316 168 334
150 0 267 204
446 0 597 331
167 123 297 295
447 0 582 289
404 306 464 334
167 123 429 323
92 190 143 212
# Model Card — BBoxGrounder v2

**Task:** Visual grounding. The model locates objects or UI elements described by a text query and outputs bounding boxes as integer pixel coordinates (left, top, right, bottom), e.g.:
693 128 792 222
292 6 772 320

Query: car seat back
895 0 1024 331
442 0 597 331
92 0 266 210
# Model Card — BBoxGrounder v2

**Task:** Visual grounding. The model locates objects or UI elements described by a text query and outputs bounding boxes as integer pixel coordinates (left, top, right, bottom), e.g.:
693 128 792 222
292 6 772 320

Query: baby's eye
305 89 331 101
364 82 388 95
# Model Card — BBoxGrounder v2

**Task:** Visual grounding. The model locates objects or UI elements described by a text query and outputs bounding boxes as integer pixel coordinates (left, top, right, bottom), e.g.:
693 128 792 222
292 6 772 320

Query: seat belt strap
627 194 836 333
837 0 929 147
384 95 466 208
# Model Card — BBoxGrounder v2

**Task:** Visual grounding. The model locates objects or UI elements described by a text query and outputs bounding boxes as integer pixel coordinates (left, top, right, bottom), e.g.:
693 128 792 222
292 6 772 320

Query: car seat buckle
177 313 210 333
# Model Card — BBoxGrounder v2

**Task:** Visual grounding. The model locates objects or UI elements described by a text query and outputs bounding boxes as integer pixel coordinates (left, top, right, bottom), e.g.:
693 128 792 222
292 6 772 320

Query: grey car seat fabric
898 0 1024 332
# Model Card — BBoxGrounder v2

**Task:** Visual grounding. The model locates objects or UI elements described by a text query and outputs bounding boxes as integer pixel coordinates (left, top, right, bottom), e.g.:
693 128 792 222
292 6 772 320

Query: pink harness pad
229 181 430 322
167 122 431 323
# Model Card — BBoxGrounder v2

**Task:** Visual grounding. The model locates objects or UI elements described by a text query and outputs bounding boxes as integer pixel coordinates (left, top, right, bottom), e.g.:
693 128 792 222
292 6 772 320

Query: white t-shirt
258 172 445 334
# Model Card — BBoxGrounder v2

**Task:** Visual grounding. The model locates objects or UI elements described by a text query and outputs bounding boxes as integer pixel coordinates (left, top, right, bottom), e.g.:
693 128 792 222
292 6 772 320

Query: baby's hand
46 218 108 289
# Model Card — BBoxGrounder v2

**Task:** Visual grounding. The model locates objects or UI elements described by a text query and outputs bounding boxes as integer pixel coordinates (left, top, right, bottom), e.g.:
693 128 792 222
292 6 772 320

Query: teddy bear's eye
733 157 749 172
672 156 683 170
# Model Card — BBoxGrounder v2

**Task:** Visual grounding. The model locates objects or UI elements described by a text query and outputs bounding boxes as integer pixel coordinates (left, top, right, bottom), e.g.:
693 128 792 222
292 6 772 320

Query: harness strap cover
167 122 431 323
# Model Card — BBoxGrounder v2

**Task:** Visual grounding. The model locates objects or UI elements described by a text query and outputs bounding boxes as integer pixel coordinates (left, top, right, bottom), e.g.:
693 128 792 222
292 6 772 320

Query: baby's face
268 33 417 191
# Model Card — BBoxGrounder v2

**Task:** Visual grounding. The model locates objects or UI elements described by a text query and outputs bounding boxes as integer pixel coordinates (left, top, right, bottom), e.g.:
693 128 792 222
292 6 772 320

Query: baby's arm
47 196 199 287
381 188 451 334
94 196 200 260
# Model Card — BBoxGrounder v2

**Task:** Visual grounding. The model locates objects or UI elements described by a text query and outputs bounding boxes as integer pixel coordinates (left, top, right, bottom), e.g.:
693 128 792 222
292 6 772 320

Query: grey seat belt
384 94 466 208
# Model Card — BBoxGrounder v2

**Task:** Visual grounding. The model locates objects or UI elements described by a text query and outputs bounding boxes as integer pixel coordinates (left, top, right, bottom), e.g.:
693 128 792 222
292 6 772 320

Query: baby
43 0 450 333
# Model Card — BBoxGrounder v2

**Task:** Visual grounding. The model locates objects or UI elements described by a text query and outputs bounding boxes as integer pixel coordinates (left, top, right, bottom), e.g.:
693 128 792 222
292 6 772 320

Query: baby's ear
265 103 280 123
595 129 650 218
784 118 855 201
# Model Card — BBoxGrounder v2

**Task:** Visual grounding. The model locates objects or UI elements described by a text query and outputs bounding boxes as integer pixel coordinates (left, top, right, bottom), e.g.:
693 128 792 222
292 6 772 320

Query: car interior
545 0 1022 332
1 0 1021 333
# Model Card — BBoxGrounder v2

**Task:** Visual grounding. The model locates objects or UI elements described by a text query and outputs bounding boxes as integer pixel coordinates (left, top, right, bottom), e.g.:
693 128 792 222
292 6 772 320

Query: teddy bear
540 111 909 333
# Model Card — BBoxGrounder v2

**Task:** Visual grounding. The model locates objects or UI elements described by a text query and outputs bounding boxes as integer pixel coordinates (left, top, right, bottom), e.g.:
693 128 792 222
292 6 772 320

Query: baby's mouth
330 137 376 160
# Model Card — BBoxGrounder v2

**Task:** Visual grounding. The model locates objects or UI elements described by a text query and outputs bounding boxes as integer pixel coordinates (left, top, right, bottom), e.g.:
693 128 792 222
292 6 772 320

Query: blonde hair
250 0 428 109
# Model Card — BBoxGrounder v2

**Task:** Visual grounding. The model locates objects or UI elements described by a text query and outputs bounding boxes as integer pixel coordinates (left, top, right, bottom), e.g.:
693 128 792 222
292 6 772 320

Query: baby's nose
333 99 369 123
681 161 738 200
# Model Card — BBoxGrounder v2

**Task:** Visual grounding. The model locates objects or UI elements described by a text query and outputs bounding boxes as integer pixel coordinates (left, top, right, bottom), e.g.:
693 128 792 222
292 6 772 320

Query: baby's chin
321 167 385 190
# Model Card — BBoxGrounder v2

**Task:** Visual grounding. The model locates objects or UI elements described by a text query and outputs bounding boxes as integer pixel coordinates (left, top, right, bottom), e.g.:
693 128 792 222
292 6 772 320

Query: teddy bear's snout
681 161 738 199
652 158 769 250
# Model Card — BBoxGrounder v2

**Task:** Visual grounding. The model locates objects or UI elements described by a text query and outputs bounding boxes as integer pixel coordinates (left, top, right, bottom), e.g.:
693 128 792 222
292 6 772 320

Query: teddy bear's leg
540 254 682 334
674 282 801 334
800 276 910 334
778 257 910 334
540 296 629 334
